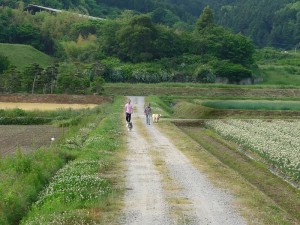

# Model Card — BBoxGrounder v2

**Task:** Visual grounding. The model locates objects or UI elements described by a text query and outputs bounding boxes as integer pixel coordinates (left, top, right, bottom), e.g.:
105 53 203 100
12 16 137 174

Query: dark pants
126 113 131 122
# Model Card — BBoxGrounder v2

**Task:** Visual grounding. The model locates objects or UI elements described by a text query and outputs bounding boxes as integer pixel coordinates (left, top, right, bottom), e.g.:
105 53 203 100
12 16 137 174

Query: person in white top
124 99 133 123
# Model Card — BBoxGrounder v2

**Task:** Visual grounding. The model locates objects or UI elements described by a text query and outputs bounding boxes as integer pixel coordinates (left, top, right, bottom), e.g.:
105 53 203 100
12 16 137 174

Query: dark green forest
0 0 298 93
1 0 299 49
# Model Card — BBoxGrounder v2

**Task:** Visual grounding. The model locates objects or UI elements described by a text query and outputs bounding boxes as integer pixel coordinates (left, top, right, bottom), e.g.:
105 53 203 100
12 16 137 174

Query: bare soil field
0 94 111 155
0 125 65 156
0 102 99 110
0 94 112 104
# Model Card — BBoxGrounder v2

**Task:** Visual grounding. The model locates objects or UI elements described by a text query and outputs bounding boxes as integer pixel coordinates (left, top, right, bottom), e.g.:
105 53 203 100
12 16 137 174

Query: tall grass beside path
0 104 112 225
20 97 125 224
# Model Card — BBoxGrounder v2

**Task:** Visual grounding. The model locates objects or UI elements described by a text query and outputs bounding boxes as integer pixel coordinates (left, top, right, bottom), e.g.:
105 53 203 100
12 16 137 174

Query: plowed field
0 125 65 156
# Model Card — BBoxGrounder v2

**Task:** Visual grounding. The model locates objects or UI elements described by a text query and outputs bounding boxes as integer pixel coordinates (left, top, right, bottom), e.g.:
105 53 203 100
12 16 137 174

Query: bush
0 54 10 74
194 65 216 83
211 60 252 83
132 69 160 83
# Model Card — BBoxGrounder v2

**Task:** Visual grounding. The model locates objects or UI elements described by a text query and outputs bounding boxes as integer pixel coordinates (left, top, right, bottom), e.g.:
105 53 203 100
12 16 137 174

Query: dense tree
22 63 43 94
116 15 157 62
0 54 10 74
0 2 257 85
1 66 21 93
41 63 59 94
211 60 252 83
195 6 214 32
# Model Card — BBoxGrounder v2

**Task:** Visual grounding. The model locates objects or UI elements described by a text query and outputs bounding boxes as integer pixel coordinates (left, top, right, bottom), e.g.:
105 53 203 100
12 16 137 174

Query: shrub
211 60 252 83
0 54 10 74
194 65 216 83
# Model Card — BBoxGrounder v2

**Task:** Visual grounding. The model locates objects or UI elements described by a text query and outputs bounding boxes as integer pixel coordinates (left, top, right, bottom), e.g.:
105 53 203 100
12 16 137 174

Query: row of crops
205 119 300 183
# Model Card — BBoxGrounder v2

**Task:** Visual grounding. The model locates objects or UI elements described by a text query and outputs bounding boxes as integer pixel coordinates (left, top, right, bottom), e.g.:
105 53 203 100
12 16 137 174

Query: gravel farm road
121 96 247 225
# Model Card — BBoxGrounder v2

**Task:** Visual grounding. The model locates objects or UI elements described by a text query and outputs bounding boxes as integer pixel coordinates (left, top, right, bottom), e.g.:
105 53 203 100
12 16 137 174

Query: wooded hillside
1 0 298 49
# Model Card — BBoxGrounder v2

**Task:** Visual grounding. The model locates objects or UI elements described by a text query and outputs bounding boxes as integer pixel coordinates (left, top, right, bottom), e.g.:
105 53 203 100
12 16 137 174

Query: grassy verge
0 101 121 225
0 107 100 125
0 43 53 70
169 100 300 119
18 97 125 224
201 100 300 111
158 121 299 224
178 124 299 224
146 95 173 118
104 83 300 98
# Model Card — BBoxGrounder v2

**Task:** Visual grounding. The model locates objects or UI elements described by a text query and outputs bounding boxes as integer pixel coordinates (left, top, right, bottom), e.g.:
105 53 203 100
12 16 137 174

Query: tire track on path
122 96 172 225
122 96 247 225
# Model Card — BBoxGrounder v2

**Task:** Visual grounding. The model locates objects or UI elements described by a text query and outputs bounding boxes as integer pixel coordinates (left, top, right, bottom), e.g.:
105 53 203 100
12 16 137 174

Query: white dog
152 114 161 123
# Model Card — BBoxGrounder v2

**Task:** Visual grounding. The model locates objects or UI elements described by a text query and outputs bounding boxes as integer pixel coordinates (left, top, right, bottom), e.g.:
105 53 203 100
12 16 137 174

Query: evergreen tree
196 6 214 32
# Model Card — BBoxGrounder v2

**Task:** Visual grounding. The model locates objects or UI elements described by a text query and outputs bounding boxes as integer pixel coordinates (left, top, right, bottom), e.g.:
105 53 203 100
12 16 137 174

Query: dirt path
122 96 247 225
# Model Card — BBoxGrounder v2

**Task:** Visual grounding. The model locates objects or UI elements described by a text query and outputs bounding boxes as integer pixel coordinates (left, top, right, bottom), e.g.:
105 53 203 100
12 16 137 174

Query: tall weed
20 97 124 224
0 103 112 225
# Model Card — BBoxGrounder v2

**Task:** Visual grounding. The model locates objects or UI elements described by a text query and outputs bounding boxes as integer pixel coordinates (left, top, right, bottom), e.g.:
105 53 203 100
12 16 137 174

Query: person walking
124 99 133 124
144 103 151 125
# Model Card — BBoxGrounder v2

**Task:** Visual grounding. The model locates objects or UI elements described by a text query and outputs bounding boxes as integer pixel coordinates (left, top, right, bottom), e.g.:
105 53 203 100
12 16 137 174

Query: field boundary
0 94 112 104
177 124 300 223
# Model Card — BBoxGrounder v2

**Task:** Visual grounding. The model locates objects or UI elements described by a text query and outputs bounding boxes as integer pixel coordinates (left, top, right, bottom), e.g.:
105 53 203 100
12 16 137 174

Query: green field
256 49 300 86
0 43 53 70
201 100 300 111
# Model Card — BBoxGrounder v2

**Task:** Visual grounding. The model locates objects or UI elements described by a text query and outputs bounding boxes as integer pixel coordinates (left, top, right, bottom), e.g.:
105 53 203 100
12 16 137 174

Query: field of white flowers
205 119 300 183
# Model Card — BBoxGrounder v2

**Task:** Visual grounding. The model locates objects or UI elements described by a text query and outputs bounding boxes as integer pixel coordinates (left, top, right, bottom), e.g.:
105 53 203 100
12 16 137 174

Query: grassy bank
104 83 300 100
179 126 300 224
0 100 121 224
0 107 97 125
201 100 300 111
166 100 300 119
19 97 125 224
157 121 299 224
0 43 53 70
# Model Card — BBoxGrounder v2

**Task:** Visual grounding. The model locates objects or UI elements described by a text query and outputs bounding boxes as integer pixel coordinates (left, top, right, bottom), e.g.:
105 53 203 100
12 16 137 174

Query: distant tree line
0 59 105 94
215 0 300 50
0 5 255 90
0 0 298 49
0 59 104 94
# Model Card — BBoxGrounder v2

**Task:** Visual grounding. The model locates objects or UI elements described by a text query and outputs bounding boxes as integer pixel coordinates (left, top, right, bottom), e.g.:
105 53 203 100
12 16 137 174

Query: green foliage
61 34 99 62
196 6 215 32
18 98 123 224
147 95 173 116
194 64 216 83
211 60 252 83
217 33 255 66
151 8 180 26
0 4 257 86
0 148 65 225
90 76 105 94
0 107 96 125
116 15 157 62
0 101 114 224
56 63 91 94
22 63 43 94
0 54 10 74
255 48 300 86
1 0 298 50
215 0 299 49
1 66 21 93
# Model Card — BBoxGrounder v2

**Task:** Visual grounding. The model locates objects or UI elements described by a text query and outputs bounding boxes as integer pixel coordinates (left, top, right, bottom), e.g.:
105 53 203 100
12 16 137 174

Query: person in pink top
124 99 133 123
